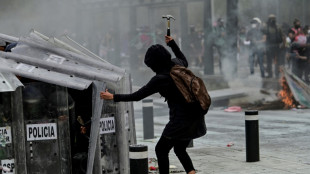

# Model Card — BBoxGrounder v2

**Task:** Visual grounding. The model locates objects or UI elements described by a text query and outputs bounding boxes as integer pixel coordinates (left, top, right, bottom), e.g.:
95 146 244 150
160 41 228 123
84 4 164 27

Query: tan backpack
170 65 211 112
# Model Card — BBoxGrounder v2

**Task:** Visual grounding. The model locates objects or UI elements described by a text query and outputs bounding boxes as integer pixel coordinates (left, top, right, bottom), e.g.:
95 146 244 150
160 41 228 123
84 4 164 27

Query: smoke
1 0 309 87
210 0 309 81
1 1 75 36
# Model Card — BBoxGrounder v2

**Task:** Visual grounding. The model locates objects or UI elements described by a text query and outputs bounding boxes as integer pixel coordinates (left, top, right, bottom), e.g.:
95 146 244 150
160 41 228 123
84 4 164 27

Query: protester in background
238 26 248 57
188 25 202 67
288 27 307 79
100 36 206 174
213 18 226 74
262 14 284 78
304 26 310 84
197 30 205 67
291 18 302 39
246 17 265 78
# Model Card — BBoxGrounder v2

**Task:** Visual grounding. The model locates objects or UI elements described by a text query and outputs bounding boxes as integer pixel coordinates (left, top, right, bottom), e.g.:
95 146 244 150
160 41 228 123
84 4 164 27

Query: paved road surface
134 100 310 174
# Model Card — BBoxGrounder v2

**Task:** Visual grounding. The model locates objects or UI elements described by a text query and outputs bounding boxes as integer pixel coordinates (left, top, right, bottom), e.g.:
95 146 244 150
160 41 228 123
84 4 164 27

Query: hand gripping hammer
162 15 176 36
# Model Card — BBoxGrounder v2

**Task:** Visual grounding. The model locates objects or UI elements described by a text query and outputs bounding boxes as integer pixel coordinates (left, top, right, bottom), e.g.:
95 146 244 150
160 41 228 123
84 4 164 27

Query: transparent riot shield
0 92 15 173
22 82 71 174
99 86 120 173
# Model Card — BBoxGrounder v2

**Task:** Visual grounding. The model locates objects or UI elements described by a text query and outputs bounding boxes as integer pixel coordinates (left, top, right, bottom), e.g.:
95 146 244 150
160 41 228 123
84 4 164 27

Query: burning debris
237 69 310 110
278 76 297 109
281 69 310 109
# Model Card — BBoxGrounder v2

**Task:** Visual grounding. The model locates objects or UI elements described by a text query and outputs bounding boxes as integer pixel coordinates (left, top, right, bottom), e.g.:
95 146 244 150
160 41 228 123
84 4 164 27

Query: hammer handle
167 19 171 36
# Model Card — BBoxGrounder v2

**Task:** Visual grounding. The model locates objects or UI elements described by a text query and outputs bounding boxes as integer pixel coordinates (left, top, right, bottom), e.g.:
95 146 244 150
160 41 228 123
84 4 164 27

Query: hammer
162 15 176 36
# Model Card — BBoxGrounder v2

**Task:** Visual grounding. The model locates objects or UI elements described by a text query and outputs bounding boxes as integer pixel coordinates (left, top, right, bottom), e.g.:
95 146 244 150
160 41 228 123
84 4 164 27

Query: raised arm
165 36 188 67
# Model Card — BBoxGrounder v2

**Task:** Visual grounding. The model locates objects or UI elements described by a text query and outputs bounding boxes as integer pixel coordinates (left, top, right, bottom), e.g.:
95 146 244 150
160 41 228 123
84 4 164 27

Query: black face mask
294 25 301 29
268 19 276 26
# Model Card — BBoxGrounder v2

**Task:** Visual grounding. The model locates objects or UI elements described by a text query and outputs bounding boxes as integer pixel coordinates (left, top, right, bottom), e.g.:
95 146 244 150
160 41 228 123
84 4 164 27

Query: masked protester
288 27 308 80
262 14 284 78
246 17 265 78
291 18 302 39
100 36 206 174
212 18 226 74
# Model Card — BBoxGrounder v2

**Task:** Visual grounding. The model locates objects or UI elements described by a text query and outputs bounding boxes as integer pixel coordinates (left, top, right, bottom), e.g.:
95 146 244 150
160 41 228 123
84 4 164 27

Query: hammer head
162 15 175 20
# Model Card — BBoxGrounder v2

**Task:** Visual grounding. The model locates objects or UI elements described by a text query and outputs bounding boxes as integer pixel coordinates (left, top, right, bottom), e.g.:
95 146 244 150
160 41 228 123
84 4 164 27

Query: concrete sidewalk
134 104 310 174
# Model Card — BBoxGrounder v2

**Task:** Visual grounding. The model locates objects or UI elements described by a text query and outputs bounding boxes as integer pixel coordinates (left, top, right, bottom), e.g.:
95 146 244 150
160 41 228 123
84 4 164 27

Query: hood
144 44 172 73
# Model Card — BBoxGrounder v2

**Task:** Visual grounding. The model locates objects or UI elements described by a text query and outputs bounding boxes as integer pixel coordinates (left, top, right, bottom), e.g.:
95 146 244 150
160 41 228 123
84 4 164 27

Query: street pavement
133 98 310 174
130 60 310 173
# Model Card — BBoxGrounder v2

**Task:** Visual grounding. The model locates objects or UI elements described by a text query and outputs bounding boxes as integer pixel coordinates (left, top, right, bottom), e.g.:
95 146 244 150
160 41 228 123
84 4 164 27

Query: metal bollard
245 110 260 162
142 99 154 139
129 144 148 174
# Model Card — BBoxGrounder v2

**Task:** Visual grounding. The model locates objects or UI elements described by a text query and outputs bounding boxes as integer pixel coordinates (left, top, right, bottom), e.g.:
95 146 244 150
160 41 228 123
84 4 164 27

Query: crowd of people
179 15 310 84
2 14 309 85
67 14 310 85
242 15 310 83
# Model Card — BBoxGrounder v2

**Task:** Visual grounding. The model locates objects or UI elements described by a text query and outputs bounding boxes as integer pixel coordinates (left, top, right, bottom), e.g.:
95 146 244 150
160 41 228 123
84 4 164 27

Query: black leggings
155 136 195 174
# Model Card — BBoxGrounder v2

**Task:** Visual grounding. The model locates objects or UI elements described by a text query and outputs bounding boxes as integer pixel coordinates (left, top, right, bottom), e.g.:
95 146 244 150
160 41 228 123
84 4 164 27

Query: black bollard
142 99 154 139
245 110 260 162
129 144 148 174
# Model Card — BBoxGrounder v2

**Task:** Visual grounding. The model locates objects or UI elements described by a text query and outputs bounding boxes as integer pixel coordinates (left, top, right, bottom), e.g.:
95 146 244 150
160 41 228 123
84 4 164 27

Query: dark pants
292 59 308 79
155 136 195 174
214 45 225 74
249 49 265 78
266 46 280 78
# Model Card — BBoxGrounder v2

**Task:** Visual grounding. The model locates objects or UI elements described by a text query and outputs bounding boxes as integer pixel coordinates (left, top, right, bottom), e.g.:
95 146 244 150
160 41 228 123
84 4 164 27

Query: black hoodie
144 44 172 73
114 40 206 140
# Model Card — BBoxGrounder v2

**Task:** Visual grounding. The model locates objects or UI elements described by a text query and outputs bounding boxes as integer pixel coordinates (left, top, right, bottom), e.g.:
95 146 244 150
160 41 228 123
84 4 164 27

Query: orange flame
278 76 296 109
